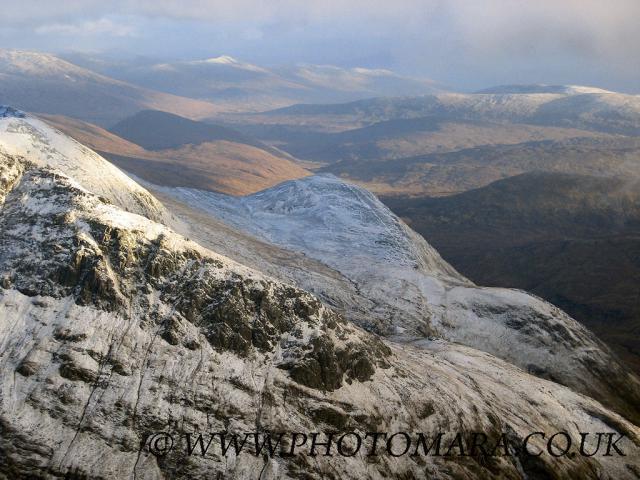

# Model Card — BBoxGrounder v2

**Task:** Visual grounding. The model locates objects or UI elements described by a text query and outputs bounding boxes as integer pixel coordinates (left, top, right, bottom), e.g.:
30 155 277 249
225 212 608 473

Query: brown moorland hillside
40 113 310 196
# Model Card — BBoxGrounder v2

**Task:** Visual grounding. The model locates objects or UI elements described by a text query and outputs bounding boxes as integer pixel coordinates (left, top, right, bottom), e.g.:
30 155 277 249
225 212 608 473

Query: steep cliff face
0 110 639 478
157 175 640 424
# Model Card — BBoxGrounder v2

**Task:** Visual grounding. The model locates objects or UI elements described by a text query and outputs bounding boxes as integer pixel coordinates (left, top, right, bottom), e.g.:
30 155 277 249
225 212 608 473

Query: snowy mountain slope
150 175 468 333
1 137 640 478
476 84 615 95
0 107 170 223
150 188 385 322
160 174 640 422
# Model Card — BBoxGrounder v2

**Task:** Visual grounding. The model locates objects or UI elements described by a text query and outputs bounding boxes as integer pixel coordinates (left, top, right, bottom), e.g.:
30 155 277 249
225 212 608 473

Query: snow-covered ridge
188 55 271 74
160 174 640 421
0 48 121 84
171 174 463 282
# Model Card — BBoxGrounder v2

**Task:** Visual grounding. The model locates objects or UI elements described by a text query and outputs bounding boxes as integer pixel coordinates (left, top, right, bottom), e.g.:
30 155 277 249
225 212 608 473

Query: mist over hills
63 52 444 111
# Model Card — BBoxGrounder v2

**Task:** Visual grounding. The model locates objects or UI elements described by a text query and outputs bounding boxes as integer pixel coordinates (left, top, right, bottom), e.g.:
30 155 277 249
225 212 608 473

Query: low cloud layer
1 0 638 92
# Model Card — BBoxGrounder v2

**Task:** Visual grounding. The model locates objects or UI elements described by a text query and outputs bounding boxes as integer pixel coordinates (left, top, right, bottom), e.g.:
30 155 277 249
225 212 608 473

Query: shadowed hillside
109 109 280 153
383 172 640 372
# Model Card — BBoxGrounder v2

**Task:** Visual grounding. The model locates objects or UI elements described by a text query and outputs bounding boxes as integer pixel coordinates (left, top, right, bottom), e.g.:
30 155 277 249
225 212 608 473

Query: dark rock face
0 155 388 393
282 336 385 391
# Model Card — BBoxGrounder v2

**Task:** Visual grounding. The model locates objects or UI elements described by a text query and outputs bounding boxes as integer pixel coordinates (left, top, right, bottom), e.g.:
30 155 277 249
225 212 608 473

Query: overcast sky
1 0 638 92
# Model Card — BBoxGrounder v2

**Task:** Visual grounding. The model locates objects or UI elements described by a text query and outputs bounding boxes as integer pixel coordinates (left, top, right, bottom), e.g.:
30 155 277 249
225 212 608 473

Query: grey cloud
448 0 640 59
35 18 138 37
0 0 637 92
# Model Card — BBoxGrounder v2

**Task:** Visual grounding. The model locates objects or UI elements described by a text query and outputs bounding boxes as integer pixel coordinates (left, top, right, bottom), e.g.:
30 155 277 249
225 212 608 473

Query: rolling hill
41 112 310 195
262 89 640 136
321 135 640 195
216 88 640 194
282 118 614 166
109 109 279 152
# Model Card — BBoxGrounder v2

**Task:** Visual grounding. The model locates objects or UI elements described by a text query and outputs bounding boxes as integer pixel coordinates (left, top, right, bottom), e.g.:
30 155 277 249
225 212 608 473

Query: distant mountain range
63 52 445 110
0 48 448 125
254 88 640 136
222 88 640 195
475 84 616 95
5 48 639 139
0 49 219 126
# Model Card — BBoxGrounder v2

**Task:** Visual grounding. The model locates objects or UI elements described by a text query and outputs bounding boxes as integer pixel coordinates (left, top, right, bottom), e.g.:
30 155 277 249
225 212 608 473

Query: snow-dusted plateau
1 107 639 478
